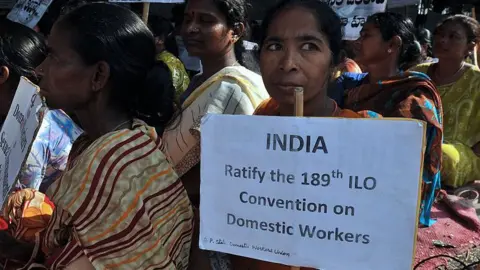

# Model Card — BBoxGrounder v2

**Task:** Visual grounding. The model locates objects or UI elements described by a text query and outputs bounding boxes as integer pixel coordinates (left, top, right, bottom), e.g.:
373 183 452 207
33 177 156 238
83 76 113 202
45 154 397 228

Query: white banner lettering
200 114 424 269
323 0 387 40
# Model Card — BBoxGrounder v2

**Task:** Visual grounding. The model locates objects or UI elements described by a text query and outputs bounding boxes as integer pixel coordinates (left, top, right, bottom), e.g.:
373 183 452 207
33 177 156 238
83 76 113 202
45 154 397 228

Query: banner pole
142 2 150 24
294 87 304 117
291 87 303 270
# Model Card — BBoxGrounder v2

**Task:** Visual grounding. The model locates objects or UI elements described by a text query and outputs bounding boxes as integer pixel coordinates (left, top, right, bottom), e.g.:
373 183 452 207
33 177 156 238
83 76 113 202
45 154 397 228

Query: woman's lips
275 84 303 93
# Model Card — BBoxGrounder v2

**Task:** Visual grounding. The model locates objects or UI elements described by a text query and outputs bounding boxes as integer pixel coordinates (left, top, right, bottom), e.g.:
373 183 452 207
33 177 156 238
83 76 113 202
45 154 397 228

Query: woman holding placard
232 1 378 268
1 3 193 269
335 12 443 227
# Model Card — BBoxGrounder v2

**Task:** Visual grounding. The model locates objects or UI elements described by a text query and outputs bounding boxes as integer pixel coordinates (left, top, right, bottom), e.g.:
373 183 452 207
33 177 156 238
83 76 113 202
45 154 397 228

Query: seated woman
1 3 193 269
337 12 443 226
161 0 269 268
0 20 82 193
411 15 480 189
232 0 378 269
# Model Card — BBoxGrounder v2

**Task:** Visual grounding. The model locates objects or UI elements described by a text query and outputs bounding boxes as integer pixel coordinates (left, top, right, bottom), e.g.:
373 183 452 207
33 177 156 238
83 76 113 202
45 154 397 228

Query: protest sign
200 114 425 270
7 0 53 28
323 0 387 40
0 77 45 208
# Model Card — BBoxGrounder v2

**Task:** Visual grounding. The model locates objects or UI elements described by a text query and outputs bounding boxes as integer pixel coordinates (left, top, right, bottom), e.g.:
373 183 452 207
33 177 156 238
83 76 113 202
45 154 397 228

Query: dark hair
435 14 480 44
58 3 176 128
416 27 432 58
149 15 174 39
0 19 46 89
258 0 343 67
37 0 108 36
171 3 186 26
149 15 179 55
211 0 259 73
367 12 421 69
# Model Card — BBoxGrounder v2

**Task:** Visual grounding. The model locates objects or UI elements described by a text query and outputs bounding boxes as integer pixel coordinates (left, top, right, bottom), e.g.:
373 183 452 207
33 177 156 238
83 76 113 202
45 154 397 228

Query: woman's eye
301 43 319 51
266 43 281 51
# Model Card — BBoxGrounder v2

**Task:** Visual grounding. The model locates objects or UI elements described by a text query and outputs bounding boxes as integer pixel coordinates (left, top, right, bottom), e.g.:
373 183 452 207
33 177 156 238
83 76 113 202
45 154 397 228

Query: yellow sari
412 63 480 187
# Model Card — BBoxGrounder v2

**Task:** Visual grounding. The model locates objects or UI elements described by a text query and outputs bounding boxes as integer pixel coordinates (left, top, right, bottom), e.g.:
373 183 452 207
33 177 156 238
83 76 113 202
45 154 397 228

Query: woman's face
181 0 235 58
433 22 472 62
260 7 332 106
36 23 98 111
355 22 390 66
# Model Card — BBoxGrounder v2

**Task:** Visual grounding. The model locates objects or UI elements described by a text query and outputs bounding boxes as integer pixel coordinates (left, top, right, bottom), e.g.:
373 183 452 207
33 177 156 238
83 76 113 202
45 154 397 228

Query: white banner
323 0 387 40
7 0 53 29
0 77 45 207
200 115 424 270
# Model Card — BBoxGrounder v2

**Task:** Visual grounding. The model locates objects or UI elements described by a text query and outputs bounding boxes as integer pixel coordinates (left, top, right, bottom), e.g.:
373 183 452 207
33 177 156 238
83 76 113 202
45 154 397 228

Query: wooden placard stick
294 87 304 117
142 2 150 24
291 87 303 270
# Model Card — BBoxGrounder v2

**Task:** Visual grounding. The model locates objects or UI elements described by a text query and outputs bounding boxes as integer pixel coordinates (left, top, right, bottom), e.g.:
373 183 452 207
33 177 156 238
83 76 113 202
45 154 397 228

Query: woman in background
1 4 193 269
0 20 82 193
416 27 434 63
161 0 269 269
339 12 443 227
411 15 480 189
149 15 190 98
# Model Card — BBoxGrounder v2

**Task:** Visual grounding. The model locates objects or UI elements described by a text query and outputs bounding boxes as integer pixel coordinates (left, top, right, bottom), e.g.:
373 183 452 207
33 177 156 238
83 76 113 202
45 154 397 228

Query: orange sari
231 98 380 270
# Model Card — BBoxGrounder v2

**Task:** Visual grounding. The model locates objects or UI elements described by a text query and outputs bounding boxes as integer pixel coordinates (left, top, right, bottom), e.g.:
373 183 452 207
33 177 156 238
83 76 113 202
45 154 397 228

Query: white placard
0 77 45 207
322 0 387 40
108 0 183 3
200 114 424 270
7 0 54 29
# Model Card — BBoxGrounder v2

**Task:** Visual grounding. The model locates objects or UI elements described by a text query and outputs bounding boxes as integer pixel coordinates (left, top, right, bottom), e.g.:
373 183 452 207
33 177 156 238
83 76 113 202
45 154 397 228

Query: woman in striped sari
0 3 193 269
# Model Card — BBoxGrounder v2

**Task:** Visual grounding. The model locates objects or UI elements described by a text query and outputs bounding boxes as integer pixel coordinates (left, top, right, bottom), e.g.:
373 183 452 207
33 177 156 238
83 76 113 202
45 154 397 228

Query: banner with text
200 115 425 270
323 0 386 40
7 0 53 28
0 77 45 208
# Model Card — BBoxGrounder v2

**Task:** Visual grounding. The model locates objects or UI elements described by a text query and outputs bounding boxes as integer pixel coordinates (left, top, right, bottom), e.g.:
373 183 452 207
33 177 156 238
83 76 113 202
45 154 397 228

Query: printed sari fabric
17 110 83 193
2 189 54 244
161 66 269 178
33 120 194 269
157 50 190 98
332 58 362 80
343 71 443 226
411 63 480 188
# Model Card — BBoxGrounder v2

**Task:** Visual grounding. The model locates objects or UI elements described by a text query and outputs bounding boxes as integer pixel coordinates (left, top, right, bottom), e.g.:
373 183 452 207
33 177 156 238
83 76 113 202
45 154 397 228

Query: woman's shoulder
409 62 433 73
87 122 161 157
214 66 269 100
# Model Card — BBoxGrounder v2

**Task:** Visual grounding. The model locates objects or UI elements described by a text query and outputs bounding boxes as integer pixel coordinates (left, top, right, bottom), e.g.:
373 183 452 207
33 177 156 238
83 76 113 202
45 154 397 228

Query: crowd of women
0 0 478 269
